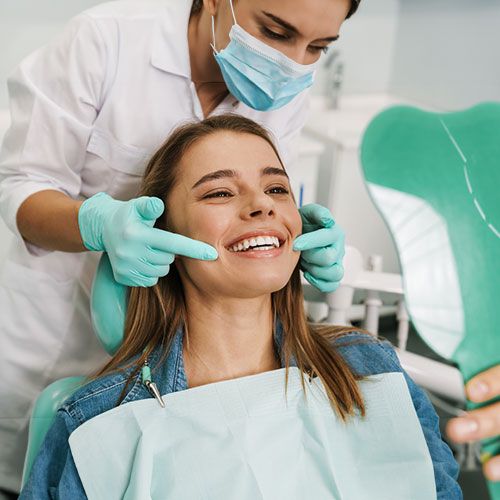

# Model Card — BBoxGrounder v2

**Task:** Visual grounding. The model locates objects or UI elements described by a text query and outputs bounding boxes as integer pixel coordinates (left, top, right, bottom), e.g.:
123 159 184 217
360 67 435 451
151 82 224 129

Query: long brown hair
93 114 373 422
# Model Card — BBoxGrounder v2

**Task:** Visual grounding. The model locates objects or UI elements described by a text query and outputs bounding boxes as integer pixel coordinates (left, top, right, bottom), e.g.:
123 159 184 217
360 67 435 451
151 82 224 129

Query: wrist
78 192 116 252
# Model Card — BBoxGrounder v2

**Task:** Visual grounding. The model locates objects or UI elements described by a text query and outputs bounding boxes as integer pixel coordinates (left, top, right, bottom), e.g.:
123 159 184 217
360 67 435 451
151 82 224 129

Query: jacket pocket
86 129 151 199
87 129 150 175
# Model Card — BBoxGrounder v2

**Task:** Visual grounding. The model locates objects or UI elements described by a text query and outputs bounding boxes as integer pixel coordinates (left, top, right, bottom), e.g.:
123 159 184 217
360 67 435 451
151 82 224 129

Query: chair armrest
22 376 86 486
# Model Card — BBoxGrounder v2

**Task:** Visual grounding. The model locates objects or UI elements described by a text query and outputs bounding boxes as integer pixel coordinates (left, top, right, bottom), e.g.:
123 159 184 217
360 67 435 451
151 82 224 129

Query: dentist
0 0 358 495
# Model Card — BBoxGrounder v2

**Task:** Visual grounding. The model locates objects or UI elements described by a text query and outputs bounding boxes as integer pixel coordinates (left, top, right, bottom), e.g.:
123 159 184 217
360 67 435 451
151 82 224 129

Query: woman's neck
182 293 281 388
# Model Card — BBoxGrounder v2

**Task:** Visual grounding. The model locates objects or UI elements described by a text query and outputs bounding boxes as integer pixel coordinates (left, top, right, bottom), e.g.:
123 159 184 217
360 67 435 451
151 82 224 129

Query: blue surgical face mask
211 0 319 111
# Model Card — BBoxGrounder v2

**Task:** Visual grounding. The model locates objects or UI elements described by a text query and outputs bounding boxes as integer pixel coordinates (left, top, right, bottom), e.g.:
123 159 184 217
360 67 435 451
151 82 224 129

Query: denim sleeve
19 410 87 499
378 340 463 500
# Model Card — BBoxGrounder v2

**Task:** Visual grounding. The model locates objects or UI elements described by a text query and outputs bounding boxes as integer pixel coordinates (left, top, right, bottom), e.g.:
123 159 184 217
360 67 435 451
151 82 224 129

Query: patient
20 115 461 498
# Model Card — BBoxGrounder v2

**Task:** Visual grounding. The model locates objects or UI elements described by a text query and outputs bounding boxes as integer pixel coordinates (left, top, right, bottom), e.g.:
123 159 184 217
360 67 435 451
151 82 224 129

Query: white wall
314 0 500 109
313 0 400 96
0 0 103 108
390 0 500 110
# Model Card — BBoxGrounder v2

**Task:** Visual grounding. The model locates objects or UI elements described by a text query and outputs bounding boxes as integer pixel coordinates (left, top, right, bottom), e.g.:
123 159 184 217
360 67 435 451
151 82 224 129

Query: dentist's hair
190 0 361 19
93 114 375 422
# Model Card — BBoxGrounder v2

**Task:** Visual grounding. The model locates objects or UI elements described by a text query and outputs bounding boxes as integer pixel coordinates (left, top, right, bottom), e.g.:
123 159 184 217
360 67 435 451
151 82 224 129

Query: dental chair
21 254 127 486
22 100 500 493
359 102 500 499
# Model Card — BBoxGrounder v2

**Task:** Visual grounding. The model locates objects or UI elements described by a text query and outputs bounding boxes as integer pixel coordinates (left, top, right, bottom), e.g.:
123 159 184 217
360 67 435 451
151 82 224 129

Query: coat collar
150 0 193 79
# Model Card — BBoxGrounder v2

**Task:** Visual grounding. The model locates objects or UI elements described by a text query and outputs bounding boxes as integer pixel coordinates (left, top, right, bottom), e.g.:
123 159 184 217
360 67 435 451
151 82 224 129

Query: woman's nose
242 193 275 219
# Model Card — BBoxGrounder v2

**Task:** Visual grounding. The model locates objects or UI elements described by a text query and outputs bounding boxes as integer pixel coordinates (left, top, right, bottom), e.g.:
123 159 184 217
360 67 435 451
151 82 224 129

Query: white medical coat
0 0 310 491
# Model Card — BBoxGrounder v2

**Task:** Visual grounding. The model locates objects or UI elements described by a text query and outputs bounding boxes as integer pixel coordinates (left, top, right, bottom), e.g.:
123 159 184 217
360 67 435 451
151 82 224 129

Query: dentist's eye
309 45 330 54
203 190 233 199
260 26 291 42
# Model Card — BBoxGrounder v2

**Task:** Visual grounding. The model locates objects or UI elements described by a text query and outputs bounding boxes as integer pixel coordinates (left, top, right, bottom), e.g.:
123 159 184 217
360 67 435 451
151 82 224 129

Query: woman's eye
203 191 232 199
203 187 289 199
260 26 290 41
267 186 289 195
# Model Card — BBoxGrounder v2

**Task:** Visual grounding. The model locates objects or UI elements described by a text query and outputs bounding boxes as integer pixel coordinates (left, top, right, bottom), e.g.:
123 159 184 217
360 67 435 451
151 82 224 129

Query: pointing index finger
293 225 344 252
147 228 218 260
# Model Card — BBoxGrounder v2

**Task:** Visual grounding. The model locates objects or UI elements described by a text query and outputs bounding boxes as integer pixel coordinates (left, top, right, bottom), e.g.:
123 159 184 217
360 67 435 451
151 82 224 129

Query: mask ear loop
228 0 237 24
210 15 218 53
210 0 238 54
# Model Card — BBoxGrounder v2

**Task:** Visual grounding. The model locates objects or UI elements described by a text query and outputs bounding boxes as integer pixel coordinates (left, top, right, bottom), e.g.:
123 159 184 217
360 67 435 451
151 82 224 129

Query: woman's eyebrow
192 169 237 189
262 11 339 42
191 166 288 189
262 166 289 180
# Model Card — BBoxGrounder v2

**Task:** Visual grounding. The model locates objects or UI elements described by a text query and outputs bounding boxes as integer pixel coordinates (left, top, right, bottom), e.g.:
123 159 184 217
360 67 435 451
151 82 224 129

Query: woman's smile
224 229 288 258
226 241 286 259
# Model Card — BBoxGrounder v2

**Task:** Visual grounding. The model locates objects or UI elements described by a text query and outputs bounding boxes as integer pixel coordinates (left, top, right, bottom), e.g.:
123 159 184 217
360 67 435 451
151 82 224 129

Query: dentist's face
166 131 302 299
209 0 350 65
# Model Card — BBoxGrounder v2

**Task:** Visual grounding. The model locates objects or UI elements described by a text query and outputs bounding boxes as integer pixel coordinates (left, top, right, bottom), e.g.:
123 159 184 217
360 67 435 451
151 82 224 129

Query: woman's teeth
228 235 281 253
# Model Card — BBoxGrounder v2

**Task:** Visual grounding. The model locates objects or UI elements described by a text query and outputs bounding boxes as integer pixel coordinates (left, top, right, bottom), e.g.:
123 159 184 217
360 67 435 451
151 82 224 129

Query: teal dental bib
69 368 436 499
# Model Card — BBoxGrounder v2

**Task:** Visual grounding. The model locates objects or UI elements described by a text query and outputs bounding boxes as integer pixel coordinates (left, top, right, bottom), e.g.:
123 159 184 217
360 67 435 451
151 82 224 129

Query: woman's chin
223 275 290 298
181 252 299 298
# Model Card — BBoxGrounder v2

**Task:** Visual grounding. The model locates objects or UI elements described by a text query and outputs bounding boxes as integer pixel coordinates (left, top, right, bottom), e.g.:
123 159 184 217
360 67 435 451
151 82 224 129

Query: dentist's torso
0 0 309 488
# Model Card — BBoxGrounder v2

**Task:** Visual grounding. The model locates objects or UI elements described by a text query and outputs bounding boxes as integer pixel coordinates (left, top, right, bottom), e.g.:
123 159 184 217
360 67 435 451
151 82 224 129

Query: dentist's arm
17 190 218 288
17 190 86 252
446 365 500 482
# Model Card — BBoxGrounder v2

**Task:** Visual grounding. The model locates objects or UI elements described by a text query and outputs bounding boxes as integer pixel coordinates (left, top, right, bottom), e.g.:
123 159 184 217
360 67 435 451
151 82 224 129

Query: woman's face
211 0 350 65
166 131 302 299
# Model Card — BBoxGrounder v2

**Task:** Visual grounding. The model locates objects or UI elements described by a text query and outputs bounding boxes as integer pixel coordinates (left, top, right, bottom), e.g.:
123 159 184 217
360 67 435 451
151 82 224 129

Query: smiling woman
95 113 367 412
19 114 462 499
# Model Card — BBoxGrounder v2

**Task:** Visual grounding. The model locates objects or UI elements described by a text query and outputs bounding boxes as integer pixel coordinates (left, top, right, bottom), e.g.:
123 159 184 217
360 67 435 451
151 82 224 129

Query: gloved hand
78 192 218 287
293 203 345 293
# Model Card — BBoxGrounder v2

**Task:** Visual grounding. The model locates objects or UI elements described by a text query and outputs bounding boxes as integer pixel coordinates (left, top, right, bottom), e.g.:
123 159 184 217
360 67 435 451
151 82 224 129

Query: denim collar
148 317 296 395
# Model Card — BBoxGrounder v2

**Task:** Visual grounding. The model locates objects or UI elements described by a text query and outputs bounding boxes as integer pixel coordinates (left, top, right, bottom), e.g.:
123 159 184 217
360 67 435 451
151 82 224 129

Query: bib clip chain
141 355 165 408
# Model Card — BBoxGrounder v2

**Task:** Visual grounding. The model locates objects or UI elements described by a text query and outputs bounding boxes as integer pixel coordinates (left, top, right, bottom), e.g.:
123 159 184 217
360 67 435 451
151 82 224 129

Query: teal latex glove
293 203 345 293
78 192 218 287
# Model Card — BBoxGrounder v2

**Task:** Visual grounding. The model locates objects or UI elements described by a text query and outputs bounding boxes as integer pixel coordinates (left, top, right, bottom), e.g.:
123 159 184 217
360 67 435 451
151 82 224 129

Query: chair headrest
90 253 127 355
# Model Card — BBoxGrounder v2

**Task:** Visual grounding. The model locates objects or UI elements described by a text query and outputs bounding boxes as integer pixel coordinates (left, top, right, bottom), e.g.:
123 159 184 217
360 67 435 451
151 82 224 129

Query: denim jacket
20 326 462 499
